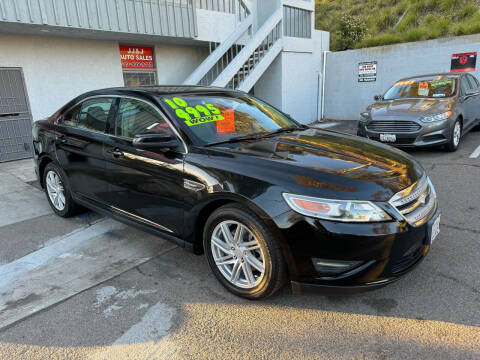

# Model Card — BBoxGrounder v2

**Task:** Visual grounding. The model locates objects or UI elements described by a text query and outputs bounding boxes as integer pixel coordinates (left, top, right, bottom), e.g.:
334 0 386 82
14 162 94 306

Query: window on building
120 45 157 86
116 98 171 138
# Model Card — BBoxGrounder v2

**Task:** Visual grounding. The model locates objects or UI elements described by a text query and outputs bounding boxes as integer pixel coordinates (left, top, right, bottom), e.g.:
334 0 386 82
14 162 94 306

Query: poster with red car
451 52 477 72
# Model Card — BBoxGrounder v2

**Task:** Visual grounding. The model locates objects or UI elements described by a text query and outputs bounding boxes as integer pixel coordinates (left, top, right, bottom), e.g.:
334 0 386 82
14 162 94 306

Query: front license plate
430 214 441 244
380 133 396 142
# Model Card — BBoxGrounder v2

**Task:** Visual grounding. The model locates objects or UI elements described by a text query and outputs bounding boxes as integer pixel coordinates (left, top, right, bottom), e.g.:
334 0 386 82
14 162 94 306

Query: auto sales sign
120 46 154 69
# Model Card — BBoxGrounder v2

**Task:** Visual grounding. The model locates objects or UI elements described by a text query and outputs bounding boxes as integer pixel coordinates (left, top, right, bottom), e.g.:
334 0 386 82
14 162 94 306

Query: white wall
155 44 209 84
254 30 329 124
324 33 480 120
0 34 124 121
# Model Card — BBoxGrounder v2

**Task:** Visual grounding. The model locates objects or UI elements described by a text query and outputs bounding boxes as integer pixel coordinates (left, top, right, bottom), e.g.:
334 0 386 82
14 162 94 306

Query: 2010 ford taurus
32 86 440 299
357 73 480 151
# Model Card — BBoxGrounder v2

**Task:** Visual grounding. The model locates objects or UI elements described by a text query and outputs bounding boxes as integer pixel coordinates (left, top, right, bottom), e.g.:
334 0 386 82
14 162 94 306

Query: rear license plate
430 214 441 245
380 133 396 142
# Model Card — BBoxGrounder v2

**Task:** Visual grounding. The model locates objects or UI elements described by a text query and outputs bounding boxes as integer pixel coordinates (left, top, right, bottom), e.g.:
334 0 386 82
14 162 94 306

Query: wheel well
457 115 463 128
193 199 235 254
38 156 53 188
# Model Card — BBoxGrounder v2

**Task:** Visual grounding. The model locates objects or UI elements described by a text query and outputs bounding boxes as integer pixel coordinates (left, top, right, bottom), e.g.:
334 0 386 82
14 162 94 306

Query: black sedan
33 86 440 299
357 73 480 151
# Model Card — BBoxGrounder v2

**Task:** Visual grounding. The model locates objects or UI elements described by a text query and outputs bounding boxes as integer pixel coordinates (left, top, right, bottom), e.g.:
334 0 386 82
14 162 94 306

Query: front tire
203 204 287 299
43 162 79 217
445 119 461 152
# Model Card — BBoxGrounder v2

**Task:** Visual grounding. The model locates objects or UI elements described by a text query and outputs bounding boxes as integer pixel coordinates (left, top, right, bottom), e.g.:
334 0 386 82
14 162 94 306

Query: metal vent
367 121 421 133
390 175 436 227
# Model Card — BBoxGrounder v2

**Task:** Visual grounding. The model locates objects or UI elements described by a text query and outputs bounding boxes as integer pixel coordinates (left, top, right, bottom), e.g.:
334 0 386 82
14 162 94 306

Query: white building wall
0 34 210 121
155 44 209 84
255 30 330 124
0 34 124 121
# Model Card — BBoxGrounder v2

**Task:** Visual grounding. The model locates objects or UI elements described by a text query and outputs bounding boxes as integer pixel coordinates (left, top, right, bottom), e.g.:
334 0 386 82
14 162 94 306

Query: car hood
370 98 452 118
206 128 424 201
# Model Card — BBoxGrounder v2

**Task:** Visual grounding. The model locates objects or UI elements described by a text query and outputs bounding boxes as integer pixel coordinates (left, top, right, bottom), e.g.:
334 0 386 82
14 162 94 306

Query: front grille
390 175 436 227
367 120 421 133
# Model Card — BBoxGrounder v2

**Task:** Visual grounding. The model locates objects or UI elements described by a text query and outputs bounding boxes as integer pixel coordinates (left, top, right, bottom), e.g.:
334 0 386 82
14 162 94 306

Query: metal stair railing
211 7 283 89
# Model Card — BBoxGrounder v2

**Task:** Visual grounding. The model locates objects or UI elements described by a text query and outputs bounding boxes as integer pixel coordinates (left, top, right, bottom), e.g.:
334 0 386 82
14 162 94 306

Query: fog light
312 258 362 274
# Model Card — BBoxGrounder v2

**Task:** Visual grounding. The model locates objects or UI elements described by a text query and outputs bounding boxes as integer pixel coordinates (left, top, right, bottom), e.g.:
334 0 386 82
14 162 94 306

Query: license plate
430 214 441 244
380 133 396 142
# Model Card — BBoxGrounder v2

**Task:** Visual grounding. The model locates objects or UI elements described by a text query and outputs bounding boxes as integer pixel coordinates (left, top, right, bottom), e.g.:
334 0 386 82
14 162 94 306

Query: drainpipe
321 50 329 121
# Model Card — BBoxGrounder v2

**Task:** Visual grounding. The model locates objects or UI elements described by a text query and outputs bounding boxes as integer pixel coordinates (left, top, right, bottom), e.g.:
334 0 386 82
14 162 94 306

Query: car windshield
383 76 457 100
159 94 301 145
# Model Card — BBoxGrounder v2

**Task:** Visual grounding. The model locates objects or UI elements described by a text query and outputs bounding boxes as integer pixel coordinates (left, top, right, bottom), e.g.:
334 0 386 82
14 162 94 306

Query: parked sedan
33 86 440 299
357 73 480 151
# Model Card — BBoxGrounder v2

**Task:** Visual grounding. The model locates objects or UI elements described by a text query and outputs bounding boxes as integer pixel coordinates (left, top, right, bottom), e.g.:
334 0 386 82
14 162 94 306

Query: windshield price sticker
164 97 224 127
216 109 235 133
418 81 429 96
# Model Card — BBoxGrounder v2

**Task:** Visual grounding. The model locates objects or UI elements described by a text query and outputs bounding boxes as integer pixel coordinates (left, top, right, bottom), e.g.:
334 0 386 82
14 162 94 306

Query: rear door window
62 105 81 127
76 98 114 133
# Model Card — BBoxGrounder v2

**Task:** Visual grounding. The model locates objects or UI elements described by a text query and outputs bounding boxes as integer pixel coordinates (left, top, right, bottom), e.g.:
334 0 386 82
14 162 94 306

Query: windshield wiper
204 126 305 147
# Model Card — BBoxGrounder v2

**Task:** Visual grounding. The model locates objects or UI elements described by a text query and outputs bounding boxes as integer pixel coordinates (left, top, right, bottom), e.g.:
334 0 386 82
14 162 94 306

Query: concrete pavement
0 125 479 359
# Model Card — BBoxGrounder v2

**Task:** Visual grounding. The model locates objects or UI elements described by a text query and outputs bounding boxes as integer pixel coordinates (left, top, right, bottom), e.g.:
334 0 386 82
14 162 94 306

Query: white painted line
86 302 176 360
314 122 339 129
0 219 176 330
470 145 480 159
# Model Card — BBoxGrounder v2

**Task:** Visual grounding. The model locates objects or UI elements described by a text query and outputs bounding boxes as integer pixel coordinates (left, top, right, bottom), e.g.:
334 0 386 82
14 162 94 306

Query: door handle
112 150 124 158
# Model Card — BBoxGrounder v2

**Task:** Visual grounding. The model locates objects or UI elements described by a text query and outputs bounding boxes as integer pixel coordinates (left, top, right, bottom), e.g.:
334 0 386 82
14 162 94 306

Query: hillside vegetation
315 0 480 51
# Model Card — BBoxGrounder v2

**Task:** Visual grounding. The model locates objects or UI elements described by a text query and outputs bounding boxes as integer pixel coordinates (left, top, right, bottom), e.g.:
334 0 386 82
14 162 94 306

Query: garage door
0 68 33 162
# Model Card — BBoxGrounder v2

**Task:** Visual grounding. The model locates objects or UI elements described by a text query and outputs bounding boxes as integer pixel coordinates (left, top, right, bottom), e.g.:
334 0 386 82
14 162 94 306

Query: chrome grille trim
389 175 437 227
367 121 421 133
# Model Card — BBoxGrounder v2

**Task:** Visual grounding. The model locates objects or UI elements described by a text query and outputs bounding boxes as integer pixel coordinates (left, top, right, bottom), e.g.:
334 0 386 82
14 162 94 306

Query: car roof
82 85 238 98
397 73 463 81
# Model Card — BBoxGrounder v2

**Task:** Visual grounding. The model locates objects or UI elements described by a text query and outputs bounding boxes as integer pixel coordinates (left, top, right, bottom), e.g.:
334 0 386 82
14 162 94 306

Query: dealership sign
451 52 477 72
358 61 377 82
119 46 154 69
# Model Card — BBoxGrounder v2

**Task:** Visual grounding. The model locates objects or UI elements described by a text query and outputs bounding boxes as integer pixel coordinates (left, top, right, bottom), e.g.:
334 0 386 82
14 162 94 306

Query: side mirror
374 95 383 101
133 133 180 151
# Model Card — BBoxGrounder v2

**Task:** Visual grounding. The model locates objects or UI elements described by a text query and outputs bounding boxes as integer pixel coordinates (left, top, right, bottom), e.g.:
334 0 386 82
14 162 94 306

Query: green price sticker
185 115 224 127
164 97 223 126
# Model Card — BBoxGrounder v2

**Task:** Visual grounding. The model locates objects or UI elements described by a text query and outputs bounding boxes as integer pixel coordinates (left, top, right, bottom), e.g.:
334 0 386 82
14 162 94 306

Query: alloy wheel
45 170 66 211
210 220 265 289
453 122 461 147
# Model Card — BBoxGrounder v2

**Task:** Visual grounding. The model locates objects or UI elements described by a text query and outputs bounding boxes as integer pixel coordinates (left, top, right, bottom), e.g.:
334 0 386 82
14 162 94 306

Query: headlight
421 111 451 123
282 193 392 222
359 112 370 122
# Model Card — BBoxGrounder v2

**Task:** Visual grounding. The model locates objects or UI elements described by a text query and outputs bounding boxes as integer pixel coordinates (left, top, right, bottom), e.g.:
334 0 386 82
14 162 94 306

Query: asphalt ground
0 121 479 360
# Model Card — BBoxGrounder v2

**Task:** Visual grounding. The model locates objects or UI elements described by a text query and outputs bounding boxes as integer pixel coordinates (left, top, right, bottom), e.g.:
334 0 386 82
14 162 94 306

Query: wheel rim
211 220 265 289
453 122 461 147
46 170 66 211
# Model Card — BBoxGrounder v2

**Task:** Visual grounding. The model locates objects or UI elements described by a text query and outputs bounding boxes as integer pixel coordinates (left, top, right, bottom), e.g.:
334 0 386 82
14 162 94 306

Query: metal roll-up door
0 68 34 162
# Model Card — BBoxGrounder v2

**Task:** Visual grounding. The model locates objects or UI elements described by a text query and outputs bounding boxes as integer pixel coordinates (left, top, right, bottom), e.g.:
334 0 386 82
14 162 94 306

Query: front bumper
357 119 451 147
273 207 439 295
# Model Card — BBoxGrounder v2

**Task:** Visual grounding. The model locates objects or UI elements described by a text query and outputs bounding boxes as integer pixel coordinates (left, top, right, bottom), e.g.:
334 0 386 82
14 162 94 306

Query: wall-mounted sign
358 61 377 82
119 45 154 69
451 52 477 72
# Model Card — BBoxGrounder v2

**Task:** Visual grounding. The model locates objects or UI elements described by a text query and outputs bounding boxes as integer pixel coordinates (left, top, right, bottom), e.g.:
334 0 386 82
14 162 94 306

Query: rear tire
203 204 287 299
43 162 80 217
445 119 461 152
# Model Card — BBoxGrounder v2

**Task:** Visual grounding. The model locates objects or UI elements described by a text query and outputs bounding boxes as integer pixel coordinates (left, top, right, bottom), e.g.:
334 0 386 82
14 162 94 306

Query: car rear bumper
357 119 451 147
273 207 439 295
